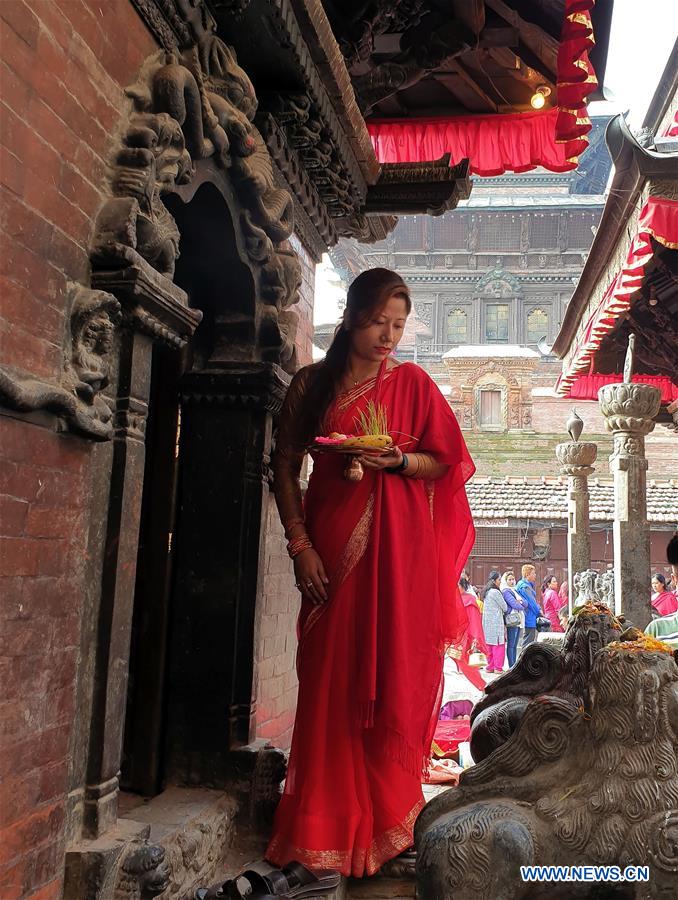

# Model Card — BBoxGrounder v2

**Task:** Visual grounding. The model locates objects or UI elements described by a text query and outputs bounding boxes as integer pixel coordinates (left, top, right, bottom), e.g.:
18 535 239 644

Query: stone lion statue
416 636 678 899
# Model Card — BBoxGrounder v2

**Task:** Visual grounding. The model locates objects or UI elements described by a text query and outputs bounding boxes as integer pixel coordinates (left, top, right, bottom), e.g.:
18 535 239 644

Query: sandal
195 861 340 900
277 861 341 897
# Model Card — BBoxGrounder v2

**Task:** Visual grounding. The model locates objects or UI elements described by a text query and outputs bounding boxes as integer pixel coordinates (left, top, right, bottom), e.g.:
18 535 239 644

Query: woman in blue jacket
515 563 542 648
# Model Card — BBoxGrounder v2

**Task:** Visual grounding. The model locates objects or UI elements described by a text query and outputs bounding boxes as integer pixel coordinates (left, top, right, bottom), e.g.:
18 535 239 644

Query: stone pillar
555 440 597 612
163 362 288 786
598 381 661 626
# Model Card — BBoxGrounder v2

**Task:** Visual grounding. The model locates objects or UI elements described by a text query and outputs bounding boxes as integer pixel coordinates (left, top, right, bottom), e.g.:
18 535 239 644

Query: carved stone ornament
416 608 678 899
598 382 662 437
573 568 600 606
114 841 170 899
93 0 301 372
0 284 121 440
555 440 597 477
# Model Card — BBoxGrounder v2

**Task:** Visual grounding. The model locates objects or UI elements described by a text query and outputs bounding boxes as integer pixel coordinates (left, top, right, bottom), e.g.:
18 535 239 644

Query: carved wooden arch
90 19 302 375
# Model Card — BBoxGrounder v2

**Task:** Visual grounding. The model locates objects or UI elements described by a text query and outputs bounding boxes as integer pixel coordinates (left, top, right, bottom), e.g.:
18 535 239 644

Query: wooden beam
484 0 558 78
440 60 498 112
478 26 519 48
451 0 485 36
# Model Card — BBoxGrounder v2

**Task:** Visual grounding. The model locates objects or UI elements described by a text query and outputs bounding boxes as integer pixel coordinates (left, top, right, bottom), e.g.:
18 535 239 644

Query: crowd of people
458 563 678 675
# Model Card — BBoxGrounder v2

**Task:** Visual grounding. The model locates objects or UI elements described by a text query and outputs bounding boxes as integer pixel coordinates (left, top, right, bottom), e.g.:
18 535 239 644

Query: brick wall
255 236 316 750
0 2 157 896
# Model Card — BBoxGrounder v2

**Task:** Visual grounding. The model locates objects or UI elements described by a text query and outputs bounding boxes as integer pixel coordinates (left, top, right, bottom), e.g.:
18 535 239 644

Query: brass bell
344 456 364 482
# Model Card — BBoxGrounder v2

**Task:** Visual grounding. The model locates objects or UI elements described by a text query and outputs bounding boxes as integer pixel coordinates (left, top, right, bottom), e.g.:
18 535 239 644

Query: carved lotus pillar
555 440 597 612
598 382 661 626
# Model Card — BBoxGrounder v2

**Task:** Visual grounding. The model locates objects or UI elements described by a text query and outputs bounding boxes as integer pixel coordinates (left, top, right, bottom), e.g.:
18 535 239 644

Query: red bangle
287 535 313 559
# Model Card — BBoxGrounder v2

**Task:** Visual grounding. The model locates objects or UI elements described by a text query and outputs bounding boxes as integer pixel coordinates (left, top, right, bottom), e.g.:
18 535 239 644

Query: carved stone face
82 312 115 357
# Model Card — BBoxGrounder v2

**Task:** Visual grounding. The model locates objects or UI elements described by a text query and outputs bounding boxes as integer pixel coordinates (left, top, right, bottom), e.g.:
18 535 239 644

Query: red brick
24 506 83 540
0 144 25 196
0 1 40 49
0 803 64 868
0 323 62 379
59 160 103 222
0 59 33 121
0 858 23 899
29 878 63 900
0 277 64 342
23 840 63 894
0 100 32 159
0 238 65 313
20 573 82 619
25 96 80 161
37 762 68 806
0 419 87 472
0 653 50 704
0 495 28 535
0 577 23 615
0 617 52 658
0 770 40 829
0 461 46 503
44 649 77 695
0 722 69 780
22 176 91 245
0 190 54 258
0 536 66 576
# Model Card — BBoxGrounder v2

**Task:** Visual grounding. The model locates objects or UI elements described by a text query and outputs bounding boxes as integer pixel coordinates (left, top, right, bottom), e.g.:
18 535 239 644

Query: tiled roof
468 477 678 524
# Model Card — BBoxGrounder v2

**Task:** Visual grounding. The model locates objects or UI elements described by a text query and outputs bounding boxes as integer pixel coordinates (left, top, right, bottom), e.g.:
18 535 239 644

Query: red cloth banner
555 0 598 157
367 0 599 174
567 374 678 403
367 108 581 175
556 196 678 396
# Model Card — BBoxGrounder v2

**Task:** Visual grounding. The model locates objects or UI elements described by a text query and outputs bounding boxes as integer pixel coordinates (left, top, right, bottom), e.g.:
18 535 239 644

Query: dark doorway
121 181 251 795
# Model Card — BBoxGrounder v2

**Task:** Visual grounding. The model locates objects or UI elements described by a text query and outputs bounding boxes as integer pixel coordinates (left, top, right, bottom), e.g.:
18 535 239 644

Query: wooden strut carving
93 0 302 373
0 284 121 440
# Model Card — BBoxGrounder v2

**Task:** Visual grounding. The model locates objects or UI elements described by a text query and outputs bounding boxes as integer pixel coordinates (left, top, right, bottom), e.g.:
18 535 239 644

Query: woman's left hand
359 446 403 471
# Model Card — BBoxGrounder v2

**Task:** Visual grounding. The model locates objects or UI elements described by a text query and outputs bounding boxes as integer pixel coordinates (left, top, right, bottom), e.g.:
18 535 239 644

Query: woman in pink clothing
651 573 678 617
542 575 564 632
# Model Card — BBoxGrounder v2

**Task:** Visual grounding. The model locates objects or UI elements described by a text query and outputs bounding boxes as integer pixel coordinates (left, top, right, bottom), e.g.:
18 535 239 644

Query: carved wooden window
395 216 425 250
446 308 467 344
478 214 520 252
567 213 598 249
479 389 502 426
472 527 521 557
530 214 560 249
433 214 467 249
485 304 509 342
526 307 548 344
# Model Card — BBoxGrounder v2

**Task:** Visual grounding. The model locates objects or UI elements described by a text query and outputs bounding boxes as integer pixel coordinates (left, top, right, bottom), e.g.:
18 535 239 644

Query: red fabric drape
557 196 678 396
367 108 582 175
267 362 474 877
567 374 678 403
367 0 599 173
555 0 598 157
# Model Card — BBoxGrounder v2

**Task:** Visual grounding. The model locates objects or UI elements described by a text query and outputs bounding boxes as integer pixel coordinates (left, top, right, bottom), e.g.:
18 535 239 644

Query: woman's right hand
294 548 329 605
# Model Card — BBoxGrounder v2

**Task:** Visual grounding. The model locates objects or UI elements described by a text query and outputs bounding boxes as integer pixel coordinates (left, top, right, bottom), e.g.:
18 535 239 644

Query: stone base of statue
415 610 678 899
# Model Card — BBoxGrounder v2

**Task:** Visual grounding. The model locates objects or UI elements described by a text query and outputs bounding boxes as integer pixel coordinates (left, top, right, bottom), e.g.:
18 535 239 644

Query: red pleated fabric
266 363 475 876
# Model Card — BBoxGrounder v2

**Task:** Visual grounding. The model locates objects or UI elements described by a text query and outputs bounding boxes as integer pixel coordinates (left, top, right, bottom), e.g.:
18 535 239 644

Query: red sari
266 362 475 876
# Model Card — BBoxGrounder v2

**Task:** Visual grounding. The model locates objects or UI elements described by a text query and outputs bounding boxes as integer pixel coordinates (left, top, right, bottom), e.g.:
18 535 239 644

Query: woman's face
507 574 516 586
549 576 558 589
652 577 662 593
349 294 408 364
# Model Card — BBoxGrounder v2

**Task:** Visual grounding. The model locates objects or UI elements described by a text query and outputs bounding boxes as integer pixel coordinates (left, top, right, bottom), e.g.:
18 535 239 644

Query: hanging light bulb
530 85 551 109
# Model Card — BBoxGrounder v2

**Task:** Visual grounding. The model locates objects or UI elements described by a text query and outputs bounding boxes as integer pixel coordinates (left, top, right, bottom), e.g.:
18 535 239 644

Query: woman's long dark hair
482 569 501 599
296 267 411 443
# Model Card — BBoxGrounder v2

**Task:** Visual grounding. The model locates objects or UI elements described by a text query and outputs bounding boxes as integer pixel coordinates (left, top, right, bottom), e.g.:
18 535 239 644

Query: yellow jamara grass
606 635 674 655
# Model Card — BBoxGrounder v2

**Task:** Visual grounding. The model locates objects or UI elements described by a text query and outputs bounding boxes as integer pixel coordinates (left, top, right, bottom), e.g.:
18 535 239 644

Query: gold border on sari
300 493 375 641
267 796 424 876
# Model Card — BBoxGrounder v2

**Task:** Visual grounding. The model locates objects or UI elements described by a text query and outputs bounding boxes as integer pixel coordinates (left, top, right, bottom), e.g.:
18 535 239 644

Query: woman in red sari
266 268 475 877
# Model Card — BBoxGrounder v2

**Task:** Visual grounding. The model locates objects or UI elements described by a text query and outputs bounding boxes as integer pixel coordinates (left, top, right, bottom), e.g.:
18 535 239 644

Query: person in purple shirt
500 571 527 667
515 563 542 648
